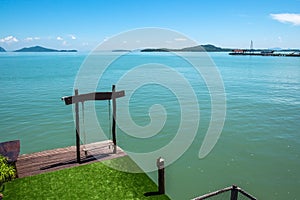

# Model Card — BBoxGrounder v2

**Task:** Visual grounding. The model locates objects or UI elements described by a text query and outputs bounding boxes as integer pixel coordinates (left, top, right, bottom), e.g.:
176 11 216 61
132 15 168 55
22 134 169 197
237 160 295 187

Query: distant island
14 46 77 52
141 44 232 52
1 44 299 53
0 47 6 52
141 44 300 53
112 49 131 52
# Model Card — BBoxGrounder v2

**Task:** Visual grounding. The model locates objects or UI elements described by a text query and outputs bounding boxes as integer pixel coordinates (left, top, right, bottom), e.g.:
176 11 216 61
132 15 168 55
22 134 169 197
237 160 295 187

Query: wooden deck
16 140 127 178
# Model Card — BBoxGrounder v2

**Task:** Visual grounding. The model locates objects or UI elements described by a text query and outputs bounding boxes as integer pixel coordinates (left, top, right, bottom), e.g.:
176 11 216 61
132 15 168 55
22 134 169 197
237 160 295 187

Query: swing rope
81 102 88 156
80 100 112 153
108 100 112 145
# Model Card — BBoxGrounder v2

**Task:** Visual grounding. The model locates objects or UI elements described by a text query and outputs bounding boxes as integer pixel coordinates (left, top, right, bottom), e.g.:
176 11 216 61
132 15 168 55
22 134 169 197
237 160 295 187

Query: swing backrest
0 140 20 163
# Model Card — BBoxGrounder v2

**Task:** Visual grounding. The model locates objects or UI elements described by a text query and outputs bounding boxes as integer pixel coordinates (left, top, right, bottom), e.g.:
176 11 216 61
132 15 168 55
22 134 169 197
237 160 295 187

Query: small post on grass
157 157 165 194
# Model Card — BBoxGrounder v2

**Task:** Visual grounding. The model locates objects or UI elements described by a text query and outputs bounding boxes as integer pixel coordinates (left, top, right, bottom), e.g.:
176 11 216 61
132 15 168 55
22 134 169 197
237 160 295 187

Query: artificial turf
1 156 170 200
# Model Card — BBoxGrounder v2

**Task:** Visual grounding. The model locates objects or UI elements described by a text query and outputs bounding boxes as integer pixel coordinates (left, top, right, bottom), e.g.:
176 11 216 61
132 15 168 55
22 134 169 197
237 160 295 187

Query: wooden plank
111 90 125 99
16 141 126 178
62 91 125 105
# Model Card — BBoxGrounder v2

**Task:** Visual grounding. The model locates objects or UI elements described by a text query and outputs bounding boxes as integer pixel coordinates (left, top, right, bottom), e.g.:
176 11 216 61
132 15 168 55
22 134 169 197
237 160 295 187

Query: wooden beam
62 91 125 105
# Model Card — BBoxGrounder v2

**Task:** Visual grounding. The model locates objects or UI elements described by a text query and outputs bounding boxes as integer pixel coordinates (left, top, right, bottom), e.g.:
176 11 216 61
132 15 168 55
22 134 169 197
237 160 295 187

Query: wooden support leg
75 89 81 163
112 85 117 153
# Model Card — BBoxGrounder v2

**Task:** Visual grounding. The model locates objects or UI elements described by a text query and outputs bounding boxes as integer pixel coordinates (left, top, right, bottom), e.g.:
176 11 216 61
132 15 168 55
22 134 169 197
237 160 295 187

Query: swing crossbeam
62 91 125 105
61 86 125 163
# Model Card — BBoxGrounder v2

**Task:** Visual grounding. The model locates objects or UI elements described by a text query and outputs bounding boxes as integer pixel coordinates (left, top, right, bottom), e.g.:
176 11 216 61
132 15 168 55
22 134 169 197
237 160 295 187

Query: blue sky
1 0 300 51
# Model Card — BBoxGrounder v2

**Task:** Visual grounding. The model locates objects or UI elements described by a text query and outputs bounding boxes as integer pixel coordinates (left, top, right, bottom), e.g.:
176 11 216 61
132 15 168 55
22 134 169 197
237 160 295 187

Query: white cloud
270 13 300 26
25 37 40 41
57 36 63 41
174 38 187 41
69 34 76 40
0 35 19 43
103 37 109 42
62 41 67 46
25 37 41 42
25 37 33 41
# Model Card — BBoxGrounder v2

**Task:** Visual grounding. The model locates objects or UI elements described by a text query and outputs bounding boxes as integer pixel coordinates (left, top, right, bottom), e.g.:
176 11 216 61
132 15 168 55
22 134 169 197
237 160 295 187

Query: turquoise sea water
0 52 299 199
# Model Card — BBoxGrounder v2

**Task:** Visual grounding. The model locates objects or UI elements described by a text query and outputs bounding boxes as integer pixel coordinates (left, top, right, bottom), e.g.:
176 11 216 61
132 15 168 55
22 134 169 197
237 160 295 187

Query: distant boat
229 50 300 57
229 41 300 57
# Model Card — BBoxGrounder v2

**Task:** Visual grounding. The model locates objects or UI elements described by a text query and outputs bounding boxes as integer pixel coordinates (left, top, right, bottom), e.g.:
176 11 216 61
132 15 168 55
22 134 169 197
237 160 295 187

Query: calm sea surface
0 52 299 199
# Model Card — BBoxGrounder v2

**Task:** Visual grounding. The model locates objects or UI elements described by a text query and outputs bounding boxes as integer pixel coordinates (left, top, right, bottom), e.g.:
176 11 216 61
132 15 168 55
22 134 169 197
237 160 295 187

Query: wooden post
230 185 238 200
112 85 117 153
75 89 81 163
157 157 165 194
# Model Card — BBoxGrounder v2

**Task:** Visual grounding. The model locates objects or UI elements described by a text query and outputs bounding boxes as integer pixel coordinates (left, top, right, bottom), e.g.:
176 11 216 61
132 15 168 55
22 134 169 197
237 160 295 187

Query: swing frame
62 85 125 163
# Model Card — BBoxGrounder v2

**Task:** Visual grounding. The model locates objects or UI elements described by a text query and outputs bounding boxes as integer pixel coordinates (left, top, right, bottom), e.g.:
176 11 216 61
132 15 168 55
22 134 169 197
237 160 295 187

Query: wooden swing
61 85 125 163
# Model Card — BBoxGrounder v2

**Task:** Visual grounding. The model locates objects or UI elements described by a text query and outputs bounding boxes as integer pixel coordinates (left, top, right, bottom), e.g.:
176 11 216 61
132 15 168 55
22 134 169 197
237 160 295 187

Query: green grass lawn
1 156 170 200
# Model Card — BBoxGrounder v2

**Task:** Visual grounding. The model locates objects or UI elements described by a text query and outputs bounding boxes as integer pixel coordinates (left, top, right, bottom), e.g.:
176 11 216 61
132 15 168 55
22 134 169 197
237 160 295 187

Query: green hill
0 46 6 52
183 44 232 52
14 46 77 52
141 44 232 52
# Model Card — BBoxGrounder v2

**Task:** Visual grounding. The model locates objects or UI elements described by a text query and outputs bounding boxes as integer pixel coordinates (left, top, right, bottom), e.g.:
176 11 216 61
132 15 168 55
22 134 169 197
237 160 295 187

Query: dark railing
192 185 257 200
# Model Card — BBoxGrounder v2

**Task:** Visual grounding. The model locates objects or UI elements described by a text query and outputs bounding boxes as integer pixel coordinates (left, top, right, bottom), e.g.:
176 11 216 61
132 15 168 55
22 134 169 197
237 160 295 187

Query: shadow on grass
40 154 110 170
0 184 4 193
144 191 163 197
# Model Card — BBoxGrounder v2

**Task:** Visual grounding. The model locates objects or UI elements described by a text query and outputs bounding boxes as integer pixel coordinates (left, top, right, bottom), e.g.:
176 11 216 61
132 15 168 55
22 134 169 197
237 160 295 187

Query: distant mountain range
0 45 299 53
0 46 77 52
141 44 300 52
14 46 77 52
141 44 232 52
